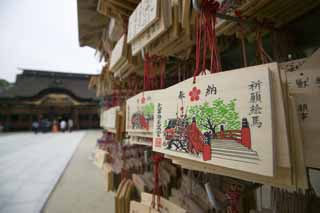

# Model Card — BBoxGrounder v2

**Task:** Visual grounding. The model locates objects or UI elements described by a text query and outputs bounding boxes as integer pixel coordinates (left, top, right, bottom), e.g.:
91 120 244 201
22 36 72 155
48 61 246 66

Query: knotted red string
151 153 163 211
144 54 166 90
193 14 202 81
193 0 221 83
235 11 248 67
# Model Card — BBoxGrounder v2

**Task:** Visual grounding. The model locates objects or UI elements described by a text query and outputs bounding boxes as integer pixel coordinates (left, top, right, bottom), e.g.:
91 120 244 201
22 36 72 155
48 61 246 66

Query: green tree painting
188 99 241 135
142 103 154 119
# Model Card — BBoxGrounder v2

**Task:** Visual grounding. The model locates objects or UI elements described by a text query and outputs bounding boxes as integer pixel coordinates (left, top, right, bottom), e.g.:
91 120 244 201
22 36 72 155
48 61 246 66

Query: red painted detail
203 144 212 161
241 127 251 149
155 138 162 147
141 96 145 104
189 87 201 102
220 130 225 139
140 116 149 130
188 122 204 154
216 130 242 143
165 128 175 140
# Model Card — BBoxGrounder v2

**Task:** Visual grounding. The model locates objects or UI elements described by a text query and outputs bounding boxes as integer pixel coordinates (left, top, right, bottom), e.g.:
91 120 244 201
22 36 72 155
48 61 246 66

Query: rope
143 53 151 91
159 57 166 89
235 11 248 67
143 54 166 91
255 23 273 64
193 0 221 84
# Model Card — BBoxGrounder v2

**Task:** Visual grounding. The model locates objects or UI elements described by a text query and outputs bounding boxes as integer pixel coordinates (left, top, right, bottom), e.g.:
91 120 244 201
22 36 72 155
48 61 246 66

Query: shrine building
0 69 100 131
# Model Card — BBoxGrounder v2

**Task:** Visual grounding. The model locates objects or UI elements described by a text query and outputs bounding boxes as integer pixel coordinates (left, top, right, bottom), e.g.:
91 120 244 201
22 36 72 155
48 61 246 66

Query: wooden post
220 125 225 139
241 118 251 149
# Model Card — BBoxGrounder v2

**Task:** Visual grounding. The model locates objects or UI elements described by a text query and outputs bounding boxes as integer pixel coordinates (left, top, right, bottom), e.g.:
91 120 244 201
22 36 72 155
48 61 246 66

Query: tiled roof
0 70 99 101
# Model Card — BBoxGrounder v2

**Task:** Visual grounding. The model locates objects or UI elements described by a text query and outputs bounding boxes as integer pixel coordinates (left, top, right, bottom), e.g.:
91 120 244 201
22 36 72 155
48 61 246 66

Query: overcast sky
0 0 103 82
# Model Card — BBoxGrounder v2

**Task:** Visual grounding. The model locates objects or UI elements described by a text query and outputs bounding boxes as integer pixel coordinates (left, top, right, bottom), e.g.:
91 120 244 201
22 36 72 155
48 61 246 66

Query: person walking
60 120 67 133
68 118 74 132
52 120 59 132
32 120 39 134
0 121 4 133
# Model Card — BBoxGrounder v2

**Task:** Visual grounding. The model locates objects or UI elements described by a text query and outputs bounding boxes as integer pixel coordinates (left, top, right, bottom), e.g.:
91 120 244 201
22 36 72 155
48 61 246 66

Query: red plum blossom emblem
189 87 201 102
141 96 146 104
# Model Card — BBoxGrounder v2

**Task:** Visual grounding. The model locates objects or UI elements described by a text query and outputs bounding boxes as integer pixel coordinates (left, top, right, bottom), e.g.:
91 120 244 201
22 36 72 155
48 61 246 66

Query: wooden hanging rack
192 0 254 25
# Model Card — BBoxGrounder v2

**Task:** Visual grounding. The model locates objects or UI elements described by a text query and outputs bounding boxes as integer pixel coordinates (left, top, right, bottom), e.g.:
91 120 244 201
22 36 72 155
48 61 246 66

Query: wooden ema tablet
287 96 308 189
124 181 134 213
117 179 134 213
146 3 180 56
167 155 293 189
120 180 130 213
280 49 320 169
127 0 160 43
131 0 172 56
146 0 195 58
132 174 146 193
109 35 141 79
113 60 130 78
285 49 320 96
94 149 107 168
110 35 127 71
166 97 308 189
160 29 194 58
109 17 123 42
115 179 126 213
97 0 138 17
181 0 191 31
293 95 320 169
105 164 114 191
126 90 164 146
115 179 130 213
130 201 158 213
153 63 289 177
112 46 143 79
108 0 137 11
156 13 194 57
140 192 187 213
116 110 125 142
268 63 291 168
101 106 120 131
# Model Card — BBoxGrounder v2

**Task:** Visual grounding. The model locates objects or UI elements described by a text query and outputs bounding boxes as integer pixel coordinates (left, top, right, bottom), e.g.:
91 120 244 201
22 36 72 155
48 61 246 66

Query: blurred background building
0 69 100 131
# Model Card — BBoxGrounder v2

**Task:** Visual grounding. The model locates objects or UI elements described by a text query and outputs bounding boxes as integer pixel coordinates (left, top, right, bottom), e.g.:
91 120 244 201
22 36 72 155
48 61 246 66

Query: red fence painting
215 119 251 149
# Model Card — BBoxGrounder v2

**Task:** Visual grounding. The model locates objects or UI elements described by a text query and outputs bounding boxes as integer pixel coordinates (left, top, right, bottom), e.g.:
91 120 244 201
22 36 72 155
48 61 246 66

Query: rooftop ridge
20 69 99 79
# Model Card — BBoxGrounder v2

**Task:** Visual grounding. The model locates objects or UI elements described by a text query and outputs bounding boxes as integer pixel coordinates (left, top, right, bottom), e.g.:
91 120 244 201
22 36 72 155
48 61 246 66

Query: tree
188 99 241 136
0 79 10 92
142 103 154 119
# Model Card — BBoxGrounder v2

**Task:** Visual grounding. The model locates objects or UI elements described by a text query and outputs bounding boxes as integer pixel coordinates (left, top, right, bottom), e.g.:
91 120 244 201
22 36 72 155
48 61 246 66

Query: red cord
144 53 151 91
255 24 272 64
160 58 166 89
193 0 221 83
144 54 166 90
193 14 202 83
151 153 163 210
